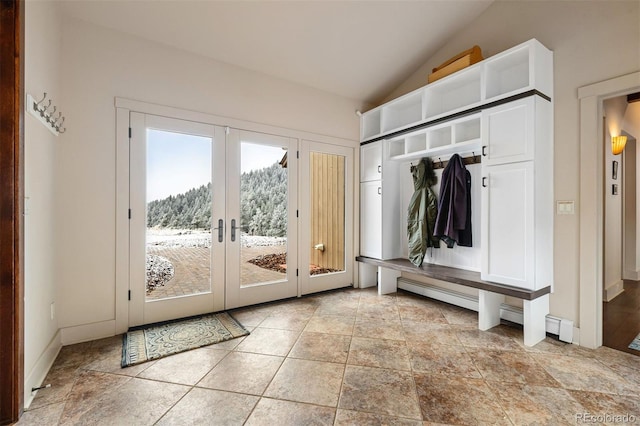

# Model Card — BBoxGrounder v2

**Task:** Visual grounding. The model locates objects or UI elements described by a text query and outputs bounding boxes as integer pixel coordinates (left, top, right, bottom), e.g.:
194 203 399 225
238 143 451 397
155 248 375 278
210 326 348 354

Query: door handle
482 177 487 187
214 219 224 243
482 146 487 157
377 165 382 174
377 187 382 195
231 219 237 242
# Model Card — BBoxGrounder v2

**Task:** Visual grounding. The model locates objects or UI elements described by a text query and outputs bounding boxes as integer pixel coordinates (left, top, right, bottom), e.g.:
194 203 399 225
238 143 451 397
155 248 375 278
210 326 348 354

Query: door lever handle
213 219 224 243
231 219 237 242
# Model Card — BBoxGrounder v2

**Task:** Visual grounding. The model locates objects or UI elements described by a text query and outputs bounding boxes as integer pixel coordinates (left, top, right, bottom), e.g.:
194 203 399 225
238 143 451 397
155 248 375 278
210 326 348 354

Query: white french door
225 129 298 309
129 113 299 325
129 113 225 326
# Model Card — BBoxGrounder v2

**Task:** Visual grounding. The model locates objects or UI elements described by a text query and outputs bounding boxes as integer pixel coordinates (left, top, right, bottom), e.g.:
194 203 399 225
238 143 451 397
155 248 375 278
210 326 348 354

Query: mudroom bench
355 256 551 346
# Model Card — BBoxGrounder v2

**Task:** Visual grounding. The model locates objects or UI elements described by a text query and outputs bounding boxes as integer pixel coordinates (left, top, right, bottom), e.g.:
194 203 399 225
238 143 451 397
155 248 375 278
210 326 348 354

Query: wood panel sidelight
0 0 25 423
310 152 345 271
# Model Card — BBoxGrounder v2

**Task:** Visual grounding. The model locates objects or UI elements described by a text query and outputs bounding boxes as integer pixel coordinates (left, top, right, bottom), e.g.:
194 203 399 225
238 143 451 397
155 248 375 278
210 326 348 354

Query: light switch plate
556 200 575 215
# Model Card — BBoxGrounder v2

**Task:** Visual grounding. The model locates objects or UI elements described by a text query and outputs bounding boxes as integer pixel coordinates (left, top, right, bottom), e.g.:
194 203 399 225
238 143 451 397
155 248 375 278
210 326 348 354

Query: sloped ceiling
61 0 494 105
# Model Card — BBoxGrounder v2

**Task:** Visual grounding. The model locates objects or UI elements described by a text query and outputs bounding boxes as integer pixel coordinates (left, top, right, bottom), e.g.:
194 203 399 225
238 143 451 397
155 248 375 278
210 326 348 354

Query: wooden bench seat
356 256 551 346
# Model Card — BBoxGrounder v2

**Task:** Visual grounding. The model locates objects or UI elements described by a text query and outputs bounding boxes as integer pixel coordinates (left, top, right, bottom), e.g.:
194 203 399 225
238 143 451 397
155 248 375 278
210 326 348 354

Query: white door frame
114 98 358 334
578 71 640 348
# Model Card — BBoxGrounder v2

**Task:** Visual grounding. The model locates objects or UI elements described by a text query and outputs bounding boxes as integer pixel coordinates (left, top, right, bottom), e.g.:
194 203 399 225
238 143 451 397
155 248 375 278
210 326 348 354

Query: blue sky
146 130 286 201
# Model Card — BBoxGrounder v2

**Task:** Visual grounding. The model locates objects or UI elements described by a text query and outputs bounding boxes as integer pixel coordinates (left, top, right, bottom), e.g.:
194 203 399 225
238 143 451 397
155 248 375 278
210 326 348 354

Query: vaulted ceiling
61 0 494 105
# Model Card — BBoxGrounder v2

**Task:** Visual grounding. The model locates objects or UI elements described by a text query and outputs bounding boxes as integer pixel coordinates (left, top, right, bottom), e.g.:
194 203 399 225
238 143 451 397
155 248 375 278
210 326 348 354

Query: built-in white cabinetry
360 39 552 144
480 96 553 291
359 141 401 260
358 38 553 292
358 39 553 344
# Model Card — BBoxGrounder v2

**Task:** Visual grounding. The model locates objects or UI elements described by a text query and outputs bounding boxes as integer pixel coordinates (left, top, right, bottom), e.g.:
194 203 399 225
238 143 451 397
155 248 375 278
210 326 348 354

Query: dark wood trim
355 256 551 300
0 0 25 424
360 89 551 146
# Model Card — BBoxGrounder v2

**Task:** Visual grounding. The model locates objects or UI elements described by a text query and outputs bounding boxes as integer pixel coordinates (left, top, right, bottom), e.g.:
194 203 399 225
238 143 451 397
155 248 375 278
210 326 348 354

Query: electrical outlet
50 302 55 320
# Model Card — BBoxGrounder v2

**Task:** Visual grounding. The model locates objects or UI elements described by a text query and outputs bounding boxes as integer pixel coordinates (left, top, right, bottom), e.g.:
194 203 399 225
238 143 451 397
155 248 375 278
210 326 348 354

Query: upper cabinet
481 97 535 166
359 39 553 143
360 141 383 182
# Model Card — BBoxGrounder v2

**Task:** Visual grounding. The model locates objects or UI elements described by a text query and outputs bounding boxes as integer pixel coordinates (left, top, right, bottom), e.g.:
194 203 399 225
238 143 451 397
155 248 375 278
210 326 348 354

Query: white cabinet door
360 181 382 258
360 142 383 182
481 161 535 289
481 97 534 166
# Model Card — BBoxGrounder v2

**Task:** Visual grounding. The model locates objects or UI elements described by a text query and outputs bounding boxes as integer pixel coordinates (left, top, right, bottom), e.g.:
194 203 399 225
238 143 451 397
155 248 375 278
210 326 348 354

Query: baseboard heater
397 278 573 343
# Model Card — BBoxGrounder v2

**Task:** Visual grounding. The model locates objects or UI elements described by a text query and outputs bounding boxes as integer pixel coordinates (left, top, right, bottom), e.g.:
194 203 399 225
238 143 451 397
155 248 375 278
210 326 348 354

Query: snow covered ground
146 229 287 248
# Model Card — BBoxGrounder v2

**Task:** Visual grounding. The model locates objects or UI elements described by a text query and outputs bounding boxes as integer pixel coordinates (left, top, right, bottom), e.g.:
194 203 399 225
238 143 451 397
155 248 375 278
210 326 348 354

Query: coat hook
34 92 47 110
40 99 52 116
54 116 65 130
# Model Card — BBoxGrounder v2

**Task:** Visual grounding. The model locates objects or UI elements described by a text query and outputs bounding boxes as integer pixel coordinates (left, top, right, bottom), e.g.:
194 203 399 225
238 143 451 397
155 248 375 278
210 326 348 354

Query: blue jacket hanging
433 154 472 248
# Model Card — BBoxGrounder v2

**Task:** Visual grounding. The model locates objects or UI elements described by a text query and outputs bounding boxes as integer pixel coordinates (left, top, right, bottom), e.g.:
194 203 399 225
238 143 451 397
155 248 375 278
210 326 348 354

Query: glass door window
145 129 213 301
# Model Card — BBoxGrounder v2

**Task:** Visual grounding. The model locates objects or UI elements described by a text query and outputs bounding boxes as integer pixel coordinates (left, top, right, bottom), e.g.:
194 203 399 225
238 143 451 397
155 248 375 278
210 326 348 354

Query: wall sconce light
612 135 627 155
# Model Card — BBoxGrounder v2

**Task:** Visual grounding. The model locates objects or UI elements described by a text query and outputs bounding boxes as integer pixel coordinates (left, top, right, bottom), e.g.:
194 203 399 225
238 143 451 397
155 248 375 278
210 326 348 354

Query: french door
225 129 298 309
129 113 298 325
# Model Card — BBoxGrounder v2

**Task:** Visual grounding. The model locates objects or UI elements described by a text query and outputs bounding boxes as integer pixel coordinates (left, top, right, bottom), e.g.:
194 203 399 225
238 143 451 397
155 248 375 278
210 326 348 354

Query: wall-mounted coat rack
26 93 66 135
432 154 481 170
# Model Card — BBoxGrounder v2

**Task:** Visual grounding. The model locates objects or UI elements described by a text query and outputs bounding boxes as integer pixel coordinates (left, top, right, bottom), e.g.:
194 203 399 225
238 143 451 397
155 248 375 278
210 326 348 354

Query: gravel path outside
146 245 285 300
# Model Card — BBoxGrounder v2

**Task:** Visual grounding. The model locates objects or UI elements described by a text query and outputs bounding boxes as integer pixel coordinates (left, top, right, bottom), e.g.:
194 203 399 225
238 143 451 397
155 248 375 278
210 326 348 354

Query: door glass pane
240 142 288 287
310 152 346 275
145 129 212 301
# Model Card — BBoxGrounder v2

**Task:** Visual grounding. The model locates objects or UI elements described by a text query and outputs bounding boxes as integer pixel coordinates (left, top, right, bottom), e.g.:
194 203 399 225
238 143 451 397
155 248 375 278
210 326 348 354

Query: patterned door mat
629 333 640 351
122 312 249 367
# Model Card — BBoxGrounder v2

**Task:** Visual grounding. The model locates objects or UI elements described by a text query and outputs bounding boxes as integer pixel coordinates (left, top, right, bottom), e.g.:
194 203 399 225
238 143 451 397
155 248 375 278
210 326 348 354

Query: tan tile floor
18 288 640 425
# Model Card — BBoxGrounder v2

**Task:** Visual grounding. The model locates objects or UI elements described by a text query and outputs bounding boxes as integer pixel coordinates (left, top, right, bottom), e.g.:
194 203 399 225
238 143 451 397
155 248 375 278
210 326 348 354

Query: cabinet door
481 161 534 289
360 142 382 182
360 181 382 258
481 97 534 166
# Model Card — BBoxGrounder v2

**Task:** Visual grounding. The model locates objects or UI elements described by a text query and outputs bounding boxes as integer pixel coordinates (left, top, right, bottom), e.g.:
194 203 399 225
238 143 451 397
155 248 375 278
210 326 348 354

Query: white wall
381 0 640 330
24 0 62 407
57 16 362 333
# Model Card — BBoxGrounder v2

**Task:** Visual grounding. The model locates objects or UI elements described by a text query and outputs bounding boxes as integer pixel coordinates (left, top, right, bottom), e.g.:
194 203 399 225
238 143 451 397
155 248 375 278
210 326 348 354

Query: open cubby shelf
360 39 552 143
386 114 481 161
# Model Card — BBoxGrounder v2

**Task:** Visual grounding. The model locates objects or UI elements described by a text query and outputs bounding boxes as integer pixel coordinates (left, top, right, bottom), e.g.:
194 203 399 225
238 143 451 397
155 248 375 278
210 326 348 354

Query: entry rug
629 333 640 351
121 312 249 367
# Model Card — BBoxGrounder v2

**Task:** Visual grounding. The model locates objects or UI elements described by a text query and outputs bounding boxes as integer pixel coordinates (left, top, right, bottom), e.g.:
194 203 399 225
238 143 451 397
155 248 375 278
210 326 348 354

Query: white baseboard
623 269 640 281
24 330 62 409
397 278 575 343
604 279 624 302
60 320 116 346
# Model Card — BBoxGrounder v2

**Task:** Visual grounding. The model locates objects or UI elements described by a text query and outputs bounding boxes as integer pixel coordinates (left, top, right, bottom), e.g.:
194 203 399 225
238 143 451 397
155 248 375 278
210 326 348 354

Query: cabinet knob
482 146 487 157
482 177 487 187
377 187 382 195
377 165 382 174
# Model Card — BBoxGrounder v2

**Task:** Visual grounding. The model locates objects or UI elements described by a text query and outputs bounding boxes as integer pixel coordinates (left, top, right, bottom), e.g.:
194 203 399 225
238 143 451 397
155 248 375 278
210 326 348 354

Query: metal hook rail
26 92 66 135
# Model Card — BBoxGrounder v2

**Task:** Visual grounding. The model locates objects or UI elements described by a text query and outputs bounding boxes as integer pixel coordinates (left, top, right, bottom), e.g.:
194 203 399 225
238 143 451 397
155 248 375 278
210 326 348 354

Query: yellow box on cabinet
428 45 483 83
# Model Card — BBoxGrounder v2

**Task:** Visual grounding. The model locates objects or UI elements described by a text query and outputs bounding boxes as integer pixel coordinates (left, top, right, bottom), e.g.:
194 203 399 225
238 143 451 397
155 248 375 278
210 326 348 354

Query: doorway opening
602 94 640 355
578 72 640 349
